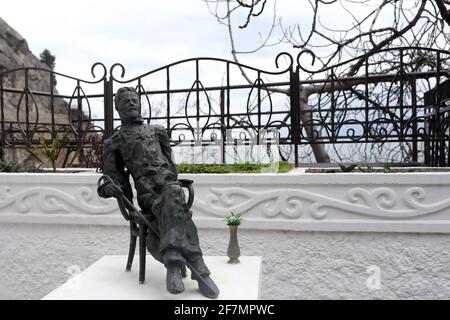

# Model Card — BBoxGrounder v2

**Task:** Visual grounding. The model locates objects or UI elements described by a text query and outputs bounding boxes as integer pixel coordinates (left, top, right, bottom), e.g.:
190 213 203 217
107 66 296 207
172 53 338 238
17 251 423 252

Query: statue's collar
121 116 144 128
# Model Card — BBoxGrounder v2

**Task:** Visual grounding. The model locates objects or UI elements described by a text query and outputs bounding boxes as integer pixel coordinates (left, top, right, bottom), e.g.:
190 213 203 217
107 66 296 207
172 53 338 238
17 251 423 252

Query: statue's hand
100 183 124 199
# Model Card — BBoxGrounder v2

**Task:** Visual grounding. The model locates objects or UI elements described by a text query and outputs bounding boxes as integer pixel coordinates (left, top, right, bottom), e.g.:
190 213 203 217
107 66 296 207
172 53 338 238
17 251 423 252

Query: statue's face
116 91 141 122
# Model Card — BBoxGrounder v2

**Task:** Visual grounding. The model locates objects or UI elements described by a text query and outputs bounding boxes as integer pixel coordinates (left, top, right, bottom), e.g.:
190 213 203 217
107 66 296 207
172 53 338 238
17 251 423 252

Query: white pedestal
42 255 262 300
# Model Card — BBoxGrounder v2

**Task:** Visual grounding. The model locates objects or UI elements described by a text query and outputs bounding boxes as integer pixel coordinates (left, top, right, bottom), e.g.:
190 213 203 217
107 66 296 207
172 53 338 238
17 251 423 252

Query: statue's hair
114 87 138 108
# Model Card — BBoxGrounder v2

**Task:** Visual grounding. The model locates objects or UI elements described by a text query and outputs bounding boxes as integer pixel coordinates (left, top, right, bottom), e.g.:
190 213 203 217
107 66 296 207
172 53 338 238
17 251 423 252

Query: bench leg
139 224 147 284
126 224 137 271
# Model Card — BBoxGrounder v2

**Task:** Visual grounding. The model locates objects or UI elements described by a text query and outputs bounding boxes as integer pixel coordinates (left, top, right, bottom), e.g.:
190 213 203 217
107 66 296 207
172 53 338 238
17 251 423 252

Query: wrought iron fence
1 47 449 168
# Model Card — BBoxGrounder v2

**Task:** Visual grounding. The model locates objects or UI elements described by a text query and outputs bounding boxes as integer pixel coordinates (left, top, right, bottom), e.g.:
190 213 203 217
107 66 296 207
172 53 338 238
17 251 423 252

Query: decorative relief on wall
194 187 305 219
2 175 450 233
0 185 117 215
346 187 450 218
193 186 450 220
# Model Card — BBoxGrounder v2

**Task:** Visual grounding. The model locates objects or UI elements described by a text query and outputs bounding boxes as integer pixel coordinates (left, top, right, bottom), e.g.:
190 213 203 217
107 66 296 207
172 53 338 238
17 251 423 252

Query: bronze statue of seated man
97 87 219 298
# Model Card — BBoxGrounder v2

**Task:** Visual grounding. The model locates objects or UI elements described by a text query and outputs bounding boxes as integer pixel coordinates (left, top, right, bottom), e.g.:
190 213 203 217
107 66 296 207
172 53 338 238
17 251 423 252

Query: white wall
1 222 449 300
3 172 450 233
2 171 450 299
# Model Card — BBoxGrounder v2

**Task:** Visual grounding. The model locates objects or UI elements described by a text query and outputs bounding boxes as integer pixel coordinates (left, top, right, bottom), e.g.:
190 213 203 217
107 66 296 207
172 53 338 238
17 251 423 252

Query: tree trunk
299 89 331 163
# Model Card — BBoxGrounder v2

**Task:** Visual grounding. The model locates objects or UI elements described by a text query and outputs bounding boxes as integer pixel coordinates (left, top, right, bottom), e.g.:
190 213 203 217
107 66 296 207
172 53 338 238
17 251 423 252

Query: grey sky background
0 1 326 79
1 0 302 121
1 1 427 110
2 1 231 77
2 1 431 80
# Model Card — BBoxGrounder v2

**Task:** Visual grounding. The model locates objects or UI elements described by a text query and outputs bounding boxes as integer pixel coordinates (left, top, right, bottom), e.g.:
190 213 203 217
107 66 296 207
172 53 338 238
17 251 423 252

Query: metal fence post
0 75 4 162
104 77 114 139
290 68 300 168
220 89 226 164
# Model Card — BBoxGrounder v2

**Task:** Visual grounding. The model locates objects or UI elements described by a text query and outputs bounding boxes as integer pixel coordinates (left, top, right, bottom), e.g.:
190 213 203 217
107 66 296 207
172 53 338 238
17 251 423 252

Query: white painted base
42 255 262 300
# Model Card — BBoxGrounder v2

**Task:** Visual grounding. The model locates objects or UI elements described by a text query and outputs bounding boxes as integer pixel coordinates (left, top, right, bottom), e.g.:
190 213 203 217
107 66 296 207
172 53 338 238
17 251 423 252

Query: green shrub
0 161 44 173
358 163 374 173
176 161 292 174
27 133 80 173
276 161 293 173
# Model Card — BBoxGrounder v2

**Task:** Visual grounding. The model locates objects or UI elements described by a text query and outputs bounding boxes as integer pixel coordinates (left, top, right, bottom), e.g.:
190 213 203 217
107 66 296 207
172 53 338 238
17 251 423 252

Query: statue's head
114 87 142 124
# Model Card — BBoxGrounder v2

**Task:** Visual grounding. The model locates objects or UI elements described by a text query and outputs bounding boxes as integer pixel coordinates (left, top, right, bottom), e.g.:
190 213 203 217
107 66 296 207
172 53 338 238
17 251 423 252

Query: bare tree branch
205 0 450 164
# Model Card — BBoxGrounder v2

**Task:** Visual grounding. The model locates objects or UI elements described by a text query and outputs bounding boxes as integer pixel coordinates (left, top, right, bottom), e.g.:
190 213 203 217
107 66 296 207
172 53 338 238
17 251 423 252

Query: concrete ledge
2 172 450 233
42 255 262 300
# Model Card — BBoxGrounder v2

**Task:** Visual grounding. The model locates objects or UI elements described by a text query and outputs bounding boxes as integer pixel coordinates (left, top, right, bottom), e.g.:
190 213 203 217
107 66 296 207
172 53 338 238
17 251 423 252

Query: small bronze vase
227 225 240 263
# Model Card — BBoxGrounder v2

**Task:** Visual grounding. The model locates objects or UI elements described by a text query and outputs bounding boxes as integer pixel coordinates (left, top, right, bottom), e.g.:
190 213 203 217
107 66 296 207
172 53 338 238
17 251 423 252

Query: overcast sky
1 0 236 77
0 1 277 125
2 0 308 101
2 1 433 82
1 1 303 113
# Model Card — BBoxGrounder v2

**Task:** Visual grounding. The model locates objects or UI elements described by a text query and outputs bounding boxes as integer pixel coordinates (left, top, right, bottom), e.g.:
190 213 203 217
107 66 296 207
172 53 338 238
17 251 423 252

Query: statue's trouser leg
147 184 210 277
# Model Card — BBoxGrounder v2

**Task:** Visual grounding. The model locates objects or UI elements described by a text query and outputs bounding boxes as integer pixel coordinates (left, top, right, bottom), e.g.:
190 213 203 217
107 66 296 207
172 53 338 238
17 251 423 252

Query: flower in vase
225 211 242 226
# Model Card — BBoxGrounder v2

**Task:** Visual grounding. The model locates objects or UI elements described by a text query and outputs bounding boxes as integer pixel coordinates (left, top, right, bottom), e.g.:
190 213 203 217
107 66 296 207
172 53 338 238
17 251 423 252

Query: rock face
0 17 35 69
0 16 68 109
0 17 69 162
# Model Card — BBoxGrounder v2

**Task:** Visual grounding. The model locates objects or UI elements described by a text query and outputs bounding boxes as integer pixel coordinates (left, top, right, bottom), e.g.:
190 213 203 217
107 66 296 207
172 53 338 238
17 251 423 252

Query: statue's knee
162 184 184 198
157 184 189 215
140 193 158 210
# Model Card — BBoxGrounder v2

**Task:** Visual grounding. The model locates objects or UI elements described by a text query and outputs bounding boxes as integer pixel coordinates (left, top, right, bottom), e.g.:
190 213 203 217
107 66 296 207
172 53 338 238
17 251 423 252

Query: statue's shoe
166 266 185 294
